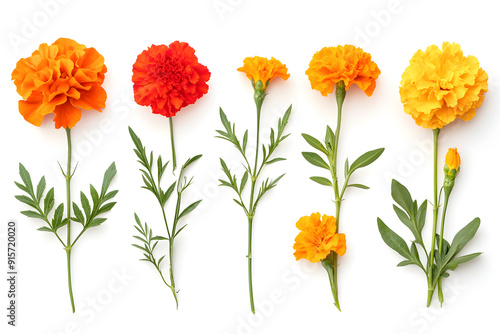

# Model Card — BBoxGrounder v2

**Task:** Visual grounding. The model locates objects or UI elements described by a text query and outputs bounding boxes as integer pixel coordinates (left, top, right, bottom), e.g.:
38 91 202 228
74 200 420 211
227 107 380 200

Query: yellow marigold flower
445 148 460 171
400 42 488 129
293 213 346 263
237 56 289 90
305 44 380 97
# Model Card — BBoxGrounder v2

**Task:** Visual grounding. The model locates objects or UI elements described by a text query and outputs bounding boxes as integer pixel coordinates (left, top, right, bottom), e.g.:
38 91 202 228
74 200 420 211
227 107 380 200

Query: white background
1 0 499 333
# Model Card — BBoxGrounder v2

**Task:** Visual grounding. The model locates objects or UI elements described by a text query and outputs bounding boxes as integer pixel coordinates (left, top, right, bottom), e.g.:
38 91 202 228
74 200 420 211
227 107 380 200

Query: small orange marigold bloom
400 42 488 129
445 148 461 170
306 44 380 97
12 38 107 129
237 56 289 90
293 213 346 263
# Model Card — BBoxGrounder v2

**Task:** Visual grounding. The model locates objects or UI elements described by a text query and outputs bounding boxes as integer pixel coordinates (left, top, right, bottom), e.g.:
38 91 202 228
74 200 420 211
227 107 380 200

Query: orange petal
53 101 81 129
18 92 44 126
70 84 106 111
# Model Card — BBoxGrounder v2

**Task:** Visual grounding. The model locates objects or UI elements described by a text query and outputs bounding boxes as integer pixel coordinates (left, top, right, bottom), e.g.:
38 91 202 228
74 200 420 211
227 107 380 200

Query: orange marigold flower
11 38 107 129
306 45 380 97
237 56 289 90
400 42 488 129
293 213 346 263
132 42 211 118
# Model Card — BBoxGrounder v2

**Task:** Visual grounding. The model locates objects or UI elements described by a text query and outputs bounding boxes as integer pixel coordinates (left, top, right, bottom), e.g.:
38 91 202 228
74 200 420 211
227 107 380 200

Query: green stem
169 117 177 172
322 254 341 311
246 96 262 315
247 216 255 314
64 127 75 313
168 238 179 309
326 82 345 312
427 128 440 307
437 187 451 307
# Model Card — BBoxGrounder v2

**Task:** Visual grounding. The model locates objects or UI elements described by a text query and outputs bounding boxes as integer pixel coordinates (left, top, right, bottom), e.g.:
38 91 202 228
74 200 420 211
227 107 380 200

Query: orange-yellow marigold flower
237 56 289 90
400 42 488 129
306 44 380 97
11 38 107 129
293 213 346 263
445 148 461 171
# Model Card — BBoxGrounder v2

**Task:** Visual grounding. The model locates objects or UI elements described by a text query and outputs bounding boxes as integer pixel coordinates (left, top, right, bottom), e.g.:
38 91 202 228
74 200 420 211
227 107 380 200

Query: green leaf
393 204 422 246
174 224 187 238
233 199 246 209
344 158 349 179
80 191 91 218
166 180 177 200
242 130 248 153
445 252 482 271
53 218 68 231
97 202 117 215
72 203 85 224
53 203 64 223
324 126 335 152
131 244 148 253
14 181 29 194
391 179 415 216
19 163 34 195
444 218 480 262
178 200 202 220
349 148 384 173
36 176 46 203
103 190 118 202
302 152 330 169
87 217 107 228
37 226 53 232
266 157 286 164
347 184 370 190
377 218 411 260
101 162 117 196
151 236 169 241
129 127 144 154
310 176 332 187
15 195 36 208
240 171 249 193
219 108 232 134
302 134 328 154
43 188 55 214
182 155 202 170
397 260 413 267
21 210 43 219
416 200 427 233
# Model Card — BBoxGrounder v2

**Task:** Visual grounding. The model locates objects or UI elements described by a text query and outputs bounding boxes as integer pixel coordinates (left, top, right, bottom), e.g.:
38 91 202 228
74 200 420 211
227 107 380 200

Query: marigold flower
132 41 211 117
400 42 488 129
306 45 380 97
293 213 346 263
11 38 107 129
237 56 289 91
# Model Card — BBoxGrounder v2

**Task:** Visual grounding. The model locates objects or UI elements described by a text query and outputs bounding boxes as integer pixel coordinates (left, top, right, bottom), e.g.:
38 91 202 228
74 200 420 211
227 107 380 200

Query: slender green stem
437 187 451 307
169 117 177 172
247 216 255 314
64 127 75 313
168 238 179 309
246 98 262 314
325 82 346 311
438 194 450 255
427 128 440 307
322 253 341 311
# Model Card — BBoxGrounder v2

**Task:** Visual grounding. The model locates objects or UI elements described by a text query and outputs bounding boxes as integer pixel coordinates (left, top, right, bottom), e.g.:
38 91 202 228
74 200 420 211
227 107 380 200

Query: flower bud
443 148 460 193
445 148 460 170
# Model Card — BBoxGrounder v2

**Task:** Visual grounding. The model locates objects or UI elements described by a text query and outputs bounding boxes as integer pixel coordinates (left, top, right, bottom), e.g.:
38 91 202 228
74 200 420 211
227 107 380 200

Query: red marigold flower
132 41 211 117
